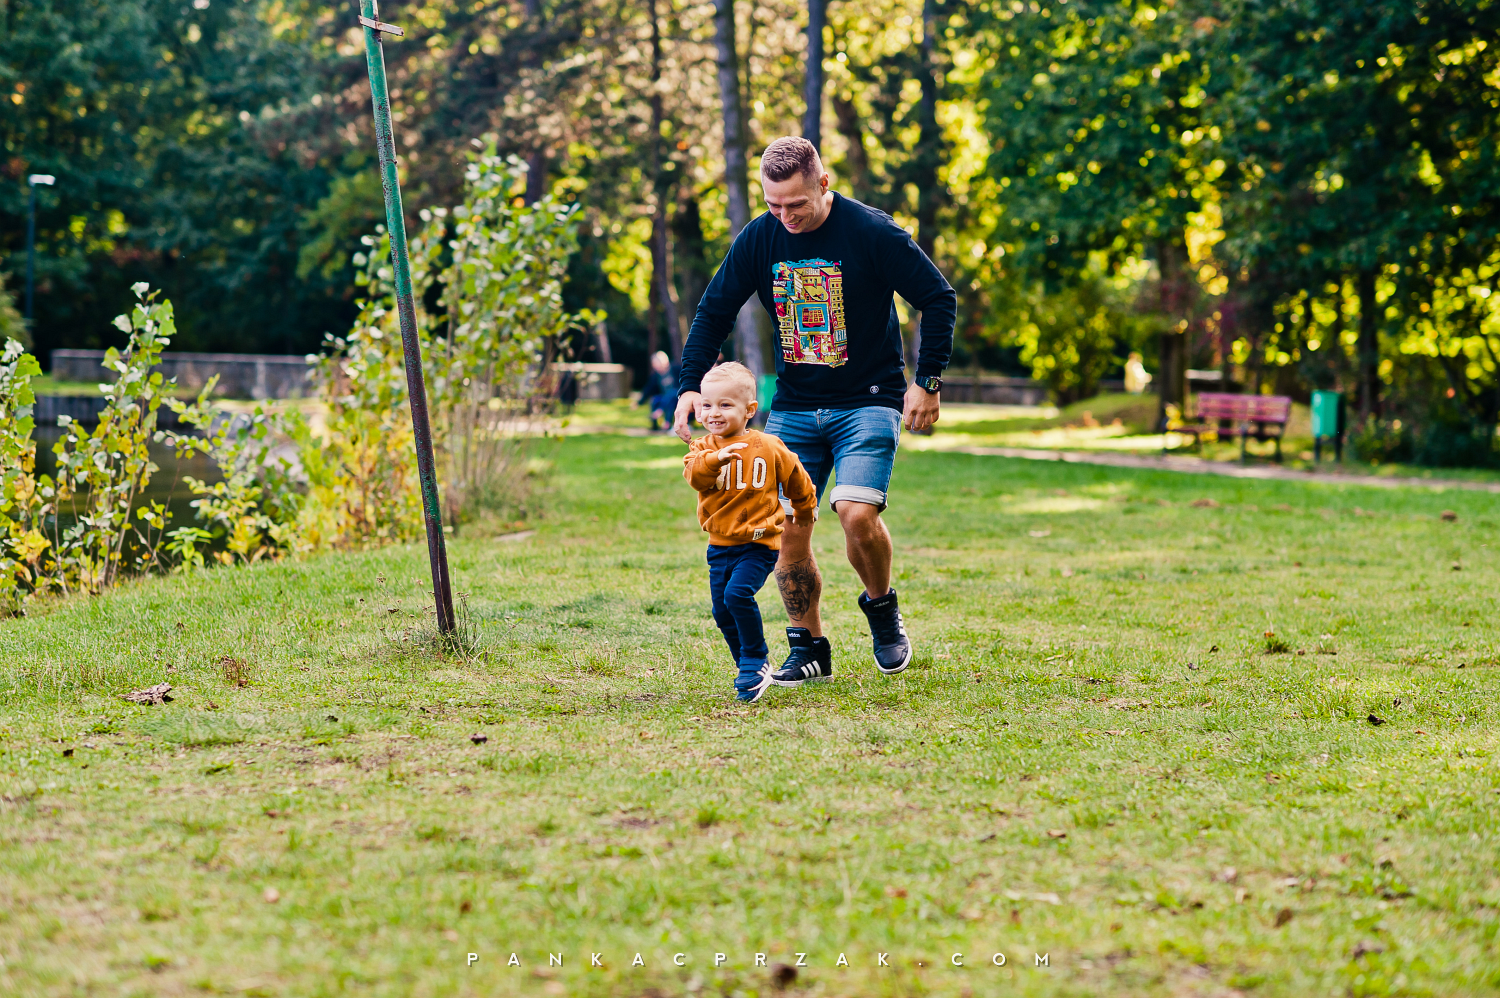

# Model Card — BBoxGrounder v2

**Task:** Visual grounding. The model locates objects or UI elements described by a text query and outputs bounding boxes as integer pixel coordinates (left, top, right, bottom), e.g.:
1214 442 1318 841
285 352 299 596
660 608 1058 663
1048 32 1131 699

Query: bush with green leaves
0 285 299 613
297 146 596 546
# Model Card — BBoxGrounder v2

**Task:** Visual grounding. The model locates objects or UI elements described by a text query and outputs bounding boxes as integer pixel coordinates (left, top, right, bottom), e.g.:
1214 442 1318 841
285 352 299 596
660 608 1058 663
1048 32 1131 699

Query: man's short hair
760 137 822 184
700 361 758 400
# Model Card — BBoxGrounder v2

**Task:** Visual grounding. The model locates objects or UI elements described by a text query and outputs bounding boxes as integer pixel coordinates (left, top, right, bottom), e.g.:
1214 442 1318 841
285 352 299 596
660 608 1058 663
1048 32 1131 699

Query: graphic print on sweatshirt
772 258 847 368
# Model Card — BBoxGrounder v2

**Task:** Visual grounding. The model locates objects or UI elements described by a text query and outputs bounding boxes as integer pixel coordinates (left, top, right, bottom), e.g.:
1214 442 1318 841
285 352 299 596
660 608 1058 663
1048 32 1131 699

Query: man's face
762 170 829 234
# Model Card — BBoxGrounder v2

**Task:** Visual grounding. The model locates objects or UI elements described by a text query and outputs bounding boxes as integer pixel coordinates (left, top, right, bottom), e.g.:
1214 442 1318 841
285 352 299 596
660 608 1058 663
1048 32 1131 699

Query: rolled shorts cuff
828 484 888 511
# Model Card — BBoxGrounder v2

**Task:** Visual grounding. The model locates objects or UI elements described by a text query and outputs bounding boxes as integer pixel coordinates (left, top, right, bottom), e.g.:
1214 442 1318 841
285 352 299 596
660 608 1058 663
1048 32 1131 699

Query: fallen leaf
1028 529 1051 538
977 832 997 843
325 715 339 722
263 887 280 904
1367 714 1386 726
1046 829 1068 839
1061 567 1075 577
1452 562 1462 571
1441 510 1457 522
1216 867 1238 883
1190 498 1220 508
1274 907 1293 927
122 683 173 706
1351 940 1386 959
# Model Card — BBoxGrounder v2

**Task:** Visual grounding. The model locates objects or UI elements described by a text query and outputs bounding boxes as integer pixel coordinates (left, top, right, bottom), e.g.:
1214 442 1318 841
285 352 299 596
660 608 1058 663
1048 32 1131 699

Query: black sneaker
858 589 912 675
771 627 832 686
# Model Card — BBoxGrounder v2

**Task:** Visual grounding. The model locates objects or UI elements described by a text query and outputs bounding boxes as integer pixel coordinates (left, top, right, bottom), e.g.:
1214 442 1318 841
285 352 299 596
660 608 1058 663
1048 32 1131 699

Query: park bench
1167 392 1292 462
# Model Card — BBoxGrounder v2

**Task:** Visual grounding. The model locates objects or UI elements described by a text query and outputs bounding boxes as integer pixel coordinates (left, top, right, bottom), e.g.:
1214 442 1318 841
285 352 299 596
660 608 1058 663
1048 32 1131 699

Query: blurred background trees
4 0 1499 463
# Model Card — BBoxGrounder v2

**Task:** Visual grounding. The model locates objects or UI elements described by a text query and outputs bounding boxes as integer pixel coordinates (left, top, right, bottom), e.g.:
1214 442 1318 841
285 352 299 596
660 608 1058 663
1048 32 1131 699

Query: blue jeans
706 542 780 665
764 406 902 512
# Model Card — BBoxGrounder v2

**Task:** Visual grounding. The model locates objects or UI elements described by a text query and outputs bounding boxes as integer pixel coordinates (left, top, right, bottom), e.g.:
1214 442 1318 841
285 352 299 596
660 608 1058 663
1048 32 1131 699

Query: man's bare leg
775 518 823 637
836 501 893 598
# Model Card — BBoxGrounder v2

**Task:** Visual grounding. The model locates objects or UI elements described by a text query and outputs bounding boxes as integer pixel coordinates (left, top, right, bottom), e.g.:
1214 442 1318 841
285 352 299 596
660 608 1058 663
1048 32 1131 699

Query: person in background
638 350 678 431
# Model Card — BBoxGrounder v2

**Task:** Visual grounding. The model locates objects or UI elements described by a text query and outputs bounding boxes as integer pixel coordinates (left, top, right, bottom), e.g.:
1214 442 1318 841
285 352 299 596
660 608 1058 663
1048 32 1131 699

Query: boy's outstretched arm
683 438 749 491
779 448 818 524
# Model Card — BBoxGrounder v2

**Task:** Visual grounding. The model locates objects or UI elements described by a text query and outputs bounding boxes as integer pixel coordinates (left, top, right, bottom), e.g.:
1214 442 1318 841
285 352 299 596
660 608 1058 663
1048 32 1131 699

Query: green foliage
0 339 46 612
163 396 304 568
2 0 357 360
44 286 182 592
0 283 305 612
0 274 28 350
1008 271 1157 404
295 150 594 548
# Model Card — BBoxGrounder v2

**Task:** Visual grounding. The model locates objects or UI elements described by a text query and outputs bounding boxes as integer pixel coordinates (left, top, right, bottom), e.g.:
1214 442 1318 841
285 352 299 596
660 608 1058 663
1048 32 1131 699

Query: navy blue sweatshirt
678 192 956 412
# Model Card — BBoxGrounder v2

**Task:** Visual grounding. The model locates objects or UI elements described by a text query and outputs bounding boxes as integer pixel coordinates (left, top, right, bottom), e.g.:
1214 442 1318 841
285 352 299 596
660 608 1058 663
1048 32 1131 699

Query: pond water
32 426 226 535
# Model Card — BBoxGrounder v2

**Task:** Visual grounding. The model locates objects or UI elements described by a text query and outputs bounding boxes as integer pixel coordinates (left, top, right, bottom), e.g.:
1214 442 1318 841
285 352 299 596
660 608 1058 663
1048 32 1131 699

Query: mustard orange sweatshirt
683 429 817 550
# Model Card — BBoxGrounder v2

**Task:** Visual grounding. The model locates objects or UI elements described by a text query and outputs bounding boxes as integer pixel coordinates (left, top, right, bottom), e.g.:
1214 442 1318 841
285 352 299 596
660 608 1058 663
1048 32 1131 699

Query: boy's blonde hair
700 361 758 400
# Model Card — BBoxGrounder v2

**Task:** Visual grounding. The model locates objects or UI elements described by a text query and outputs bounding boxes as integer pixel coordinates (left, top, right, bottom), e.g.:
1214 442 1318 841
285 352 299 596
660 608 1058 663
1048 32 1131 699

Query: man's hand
715 442 749 463
902 381 940 433
673 391 700 443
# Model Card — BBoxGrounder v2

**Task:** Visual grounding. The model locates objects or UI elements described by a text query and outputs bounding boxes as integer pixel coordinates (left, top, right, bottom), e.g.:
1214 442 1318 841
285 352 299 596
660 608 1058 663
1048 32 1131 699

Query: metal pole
358 0 456 634
25 183 36 323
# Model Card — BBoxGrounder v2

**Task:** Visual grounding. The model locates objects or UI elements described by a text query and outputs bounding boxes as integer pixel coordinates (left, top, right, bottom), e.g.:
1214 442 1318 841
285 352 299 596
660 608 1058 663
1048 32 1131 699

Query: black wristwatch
916 375 943 394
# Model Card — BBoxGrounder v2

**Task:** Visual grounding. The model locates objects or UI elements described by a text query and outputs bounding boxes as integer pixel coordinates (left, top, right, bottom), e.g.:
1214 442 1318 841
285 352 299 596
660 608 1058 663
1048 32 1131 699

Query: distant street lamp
25 174 55 324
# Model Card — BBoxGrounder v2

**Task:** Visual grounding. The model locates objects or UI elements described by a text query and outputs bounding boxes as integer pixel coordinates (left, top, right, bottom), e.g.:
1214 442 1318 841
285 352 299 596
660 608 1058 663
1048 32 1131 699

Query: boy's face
698 378 757 437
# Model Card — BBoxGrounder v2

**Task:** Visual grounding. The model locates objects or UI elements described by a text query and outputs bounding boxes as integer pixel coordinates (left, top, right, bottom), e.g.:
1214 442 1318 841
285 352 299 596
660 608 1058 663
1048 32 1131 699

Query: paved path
955 446 1500 494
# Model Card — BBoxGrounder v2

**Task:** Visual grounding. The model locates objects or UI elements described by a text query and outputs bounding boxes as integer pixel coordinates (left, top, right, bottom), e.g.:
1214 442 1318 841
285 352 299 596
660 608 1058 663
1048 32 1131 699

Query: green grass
2 433 1499 997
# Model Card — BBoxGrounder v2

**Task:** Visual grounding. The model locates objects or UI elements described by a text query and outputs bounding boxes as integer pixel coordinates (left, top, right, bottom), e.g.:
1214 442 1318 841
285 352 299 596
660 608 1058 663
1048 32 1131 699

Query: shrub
295 146 596 547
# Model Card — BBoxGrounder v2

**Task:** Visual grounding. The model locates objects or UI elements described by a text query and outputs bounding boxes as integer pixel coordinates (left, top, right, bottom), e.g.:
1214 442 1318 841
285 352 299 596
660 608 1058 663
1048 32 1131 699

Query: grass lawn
2 431 1498 997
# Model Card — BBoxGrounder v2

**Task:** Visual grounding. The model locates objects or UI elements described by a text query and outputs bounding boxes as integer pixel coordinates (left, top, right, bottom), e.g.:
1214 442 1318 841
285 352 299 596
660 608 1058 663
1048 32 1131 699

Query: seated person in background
637 350 678 430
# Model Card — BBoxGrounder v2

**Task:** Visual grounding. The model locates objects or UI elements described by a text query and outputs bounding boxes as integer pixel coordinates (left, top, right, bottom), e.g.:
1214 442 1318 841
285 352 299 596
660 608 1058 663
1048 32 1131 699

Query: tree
714 0 767 377
804 0 827 149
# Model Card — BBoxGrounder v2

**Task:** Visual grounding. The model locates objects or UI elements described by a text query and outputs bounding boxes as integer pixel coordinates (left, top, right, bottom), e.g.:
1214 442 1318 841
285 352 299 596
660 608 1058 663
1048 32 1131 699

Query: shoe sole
876 644 913 676
771 674 831 687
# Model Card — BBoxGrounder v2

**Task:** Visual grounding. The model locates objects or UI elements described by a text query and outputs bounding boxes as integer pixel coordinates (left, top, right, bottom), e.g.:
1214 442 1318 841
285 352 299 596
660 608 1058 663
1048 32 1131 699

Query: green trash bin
1310 390 1344 462
757 374 777 425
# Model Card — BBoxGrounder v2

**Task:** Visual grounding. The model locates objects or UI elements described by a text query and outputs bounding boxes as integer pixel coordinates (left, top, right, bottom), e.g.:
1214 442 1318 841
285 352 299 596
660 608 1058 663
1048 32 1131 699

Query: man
673 136 955 683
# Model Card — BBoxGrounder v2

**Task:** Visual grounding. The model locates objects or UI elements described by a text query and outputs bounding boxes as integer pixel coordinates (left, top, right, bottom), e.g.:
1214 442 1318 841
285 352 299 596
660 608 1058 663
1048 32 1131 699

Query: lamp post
25 174 54 324
356 1 457 636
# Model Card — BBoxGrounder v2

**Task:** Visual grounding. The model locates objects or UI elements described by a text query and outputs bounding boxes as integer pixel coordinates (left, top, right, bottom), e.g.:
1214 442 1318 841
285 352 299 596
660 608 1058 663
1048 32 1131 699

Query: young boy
683 362 816 702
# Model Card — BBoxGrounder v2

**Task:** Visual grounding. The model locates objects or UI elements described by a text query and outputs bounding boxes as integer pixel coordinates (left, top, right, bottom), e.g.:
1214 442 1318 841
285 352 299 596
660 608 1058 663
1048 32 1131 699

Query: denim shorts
764 406 902 513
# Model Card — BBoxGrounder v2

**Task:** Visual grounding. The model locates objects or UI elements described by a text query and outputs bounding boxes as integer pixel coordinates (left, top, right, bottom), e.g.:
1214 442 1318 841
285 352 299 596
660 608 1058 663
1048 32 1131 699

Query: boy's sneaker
771 627 832 686
858 589 912 675
735 659 772 703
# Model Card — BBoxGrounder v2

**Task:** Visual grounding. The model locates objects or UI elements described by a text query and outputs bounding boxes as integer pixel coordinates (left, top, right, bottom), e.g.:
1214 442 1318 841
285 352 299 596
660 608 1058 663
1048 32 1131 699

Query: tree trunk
523 0 547 204
649 0 683 360
714 0 765 377
908 0 941 374
832 95 870 199
673 190 711 337
803 0 825 150
1356 268 1380 421
651 215 683 359
1155 239 1188 429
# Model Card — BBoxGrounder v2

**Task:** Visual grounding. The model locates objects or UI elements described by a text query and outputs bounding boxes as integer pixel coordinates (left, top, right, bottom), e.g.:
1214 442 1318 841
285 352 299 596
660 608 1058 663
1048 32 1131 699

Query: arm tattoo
774 559 821 619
